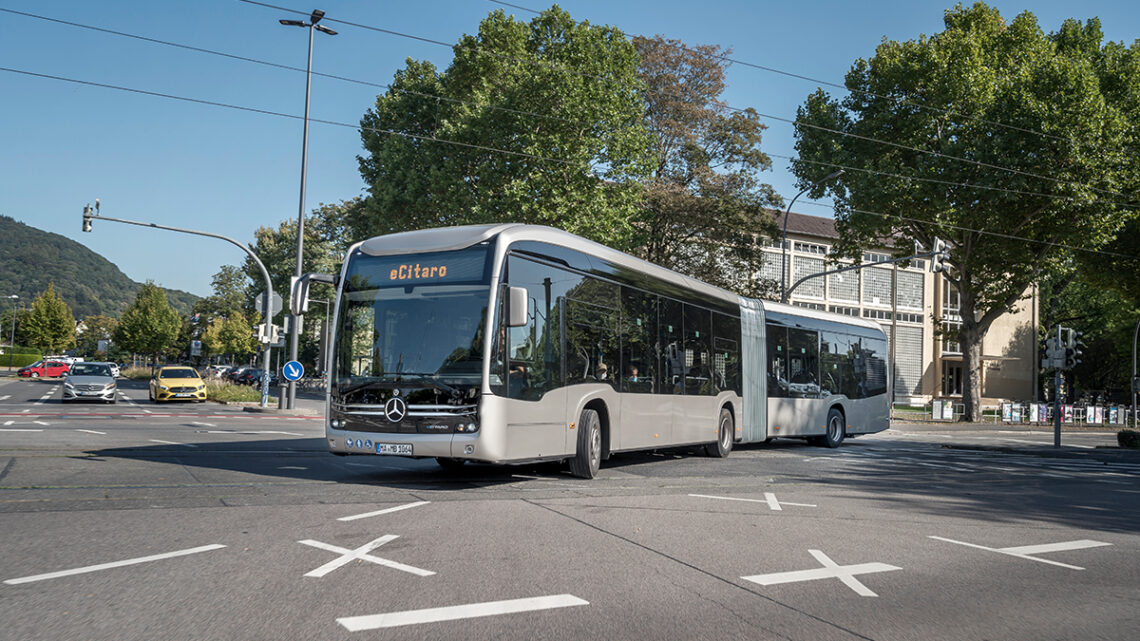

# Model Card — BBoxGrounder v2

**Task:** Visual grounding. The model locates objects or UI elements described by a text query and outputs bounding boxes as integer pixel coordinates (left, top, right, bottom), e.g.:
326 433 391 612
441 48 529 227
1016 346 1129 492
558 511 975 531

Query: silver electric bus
316 224 889 478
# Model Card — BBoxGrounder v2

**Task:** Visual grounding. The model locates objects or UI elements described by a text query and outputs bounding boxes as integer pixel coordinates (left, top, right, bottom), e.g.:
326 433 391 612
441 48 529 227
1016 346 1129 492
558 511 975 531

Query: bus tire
705 407 734 458
569 408 602 479
822 408 845 448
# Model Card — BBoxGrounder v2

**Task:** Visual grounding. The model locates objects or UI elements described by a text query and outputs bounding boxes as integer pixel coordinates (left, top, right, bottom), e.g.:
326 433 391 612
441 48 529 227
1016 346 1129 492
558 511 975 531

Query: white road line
0 395 10 401
338 501 430 522
0 428 43 432
77 429 107 435
742 550 901 597
142 409 152 414
191 422 217 427
929 536 1110 570
149 439 197 448
300 536 434 578
278 466 308 470
3 544 226 585
32 421 49 426
688 493 816 510
337 595 589 631
3 420 11 426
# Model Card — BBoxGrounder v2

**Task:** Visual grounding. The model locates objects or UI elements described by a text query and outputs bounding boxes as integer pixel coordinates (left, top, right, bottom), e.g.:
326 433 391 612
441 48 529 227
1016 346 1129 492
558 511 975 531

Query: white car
61 362 117 404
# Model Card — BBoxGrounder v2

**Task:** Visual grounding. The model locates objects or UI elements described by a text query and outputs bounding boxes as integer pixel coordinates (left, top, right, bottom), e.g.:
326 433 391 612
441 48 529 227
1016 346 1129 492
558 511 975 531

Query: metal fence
894 400 1136 427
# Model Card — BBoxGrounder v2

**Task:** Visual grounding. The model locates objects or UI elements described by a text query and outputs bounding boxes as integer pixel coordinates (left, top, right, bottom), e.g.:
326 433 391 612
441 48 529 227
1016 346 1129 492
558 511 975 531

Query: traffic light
82 204 93 232
1063 329 1084 369
1039 337 1056 370
930 238 948 273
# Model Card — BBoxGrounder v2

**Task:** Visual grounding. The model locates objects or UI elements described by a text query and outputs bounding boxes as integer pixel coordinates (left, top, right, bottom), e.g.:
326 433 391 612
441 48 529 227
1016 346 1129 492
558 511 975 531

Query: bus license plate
376 443 413 456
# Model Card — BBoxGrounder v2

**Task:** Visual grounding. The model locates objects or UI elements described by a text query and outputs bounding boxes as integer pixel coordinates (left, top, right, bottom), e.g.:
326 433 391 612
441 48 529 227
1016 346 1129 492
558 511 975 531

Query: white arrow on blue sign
282 361 305 382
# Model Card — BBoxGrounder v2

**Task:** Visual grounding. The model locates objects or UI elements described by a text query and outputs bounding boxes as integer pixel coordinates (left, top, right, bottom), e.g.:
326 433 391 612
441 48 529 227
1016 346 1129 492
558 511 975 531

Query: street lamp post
1132 316 1139 429
309 297 330 374
280 9 337 410
5 295 17 371
781 170 844 304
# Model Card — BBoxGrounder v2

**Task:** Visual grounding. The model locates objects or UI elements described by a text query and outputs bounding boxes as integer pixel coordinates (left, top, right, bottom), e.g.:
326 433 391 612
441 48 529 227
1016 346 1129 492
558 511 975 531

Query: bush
206 379 275 404
3 352 44 369
1118 430 1140 449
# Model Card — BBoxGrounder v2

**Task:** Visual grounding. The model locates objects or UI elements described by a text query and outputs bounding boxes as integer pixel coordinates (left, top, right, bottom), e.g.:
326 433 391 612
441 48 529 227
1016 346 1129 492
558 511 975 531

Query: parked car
148 366 207 403
61 362 117 404
18 360 70 378
227 367 249 383
236 368 263 386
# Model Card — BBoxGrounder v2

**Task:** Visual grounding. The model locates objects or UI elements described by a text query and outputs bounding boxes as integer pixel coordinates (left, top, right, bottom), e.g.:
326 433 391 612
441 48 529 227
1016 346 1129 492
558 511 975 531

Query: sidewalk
884 421 1138 463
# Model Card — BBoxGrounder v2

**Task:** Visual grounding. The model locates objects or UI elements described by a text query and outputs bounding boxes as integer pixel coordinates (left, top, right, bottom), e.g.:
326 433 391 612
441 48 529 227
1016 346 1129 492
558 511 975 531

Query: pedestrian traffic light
82 204 93 232
930 238 948 273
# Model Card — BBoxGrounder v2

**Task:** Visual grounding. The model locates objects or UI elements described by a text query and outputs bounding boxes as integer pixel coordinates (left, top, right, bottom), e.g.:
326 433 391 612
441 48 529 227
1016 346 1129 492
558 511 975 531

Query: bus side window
620 286 656 394
766 323 788 398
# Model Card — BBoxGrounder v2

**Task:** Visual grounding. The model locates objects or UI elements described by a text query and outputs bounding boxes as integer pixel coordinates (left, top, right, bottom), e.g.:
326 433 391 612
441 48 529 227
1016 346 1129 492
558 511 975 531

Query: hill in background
0 215 197 318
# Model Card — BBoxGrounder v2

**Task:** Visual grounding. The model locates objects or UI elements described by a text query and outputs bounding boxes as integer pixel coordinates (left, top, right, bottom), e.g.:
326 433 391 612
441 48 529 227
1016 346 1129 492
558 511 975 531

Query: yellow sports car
149 366 207 403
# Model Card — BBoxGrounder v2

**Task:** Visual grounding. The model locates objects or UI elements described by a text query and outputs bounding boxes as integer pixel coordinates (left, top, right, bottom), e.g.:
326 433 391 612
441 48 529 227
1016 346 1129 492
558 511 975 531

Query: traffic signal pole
81 205 275 407
1053 324 1062 448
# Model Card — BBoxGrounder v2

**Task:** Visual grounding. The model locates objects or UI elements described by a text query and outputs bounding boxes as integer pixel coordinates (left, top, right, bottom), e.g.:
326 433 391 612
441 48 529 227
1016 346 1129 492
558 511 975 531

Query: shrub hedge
1118 429 1140 449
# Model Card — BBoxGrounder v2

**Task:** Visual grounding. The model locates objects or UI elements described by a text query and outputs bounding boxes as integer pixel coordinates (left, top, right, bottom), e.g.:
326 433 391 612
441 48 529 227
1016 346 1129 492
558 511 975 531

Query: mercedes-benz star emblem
384 396 407 423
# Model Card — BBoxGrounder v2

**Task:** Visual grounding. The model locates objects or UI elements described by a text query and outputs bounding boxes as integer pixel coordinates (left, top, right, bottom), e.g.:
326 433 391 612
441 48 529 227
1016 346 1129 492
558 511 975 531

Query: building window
941 319 962 354
896 271 924 310
942 277 960 313
862 268 893 306
794 241 828 255
828 305 860 317
756 251 786 284
792 256 825 299
828 269 859 302
863 309 893 320
864 252 891 263
792 302 826 311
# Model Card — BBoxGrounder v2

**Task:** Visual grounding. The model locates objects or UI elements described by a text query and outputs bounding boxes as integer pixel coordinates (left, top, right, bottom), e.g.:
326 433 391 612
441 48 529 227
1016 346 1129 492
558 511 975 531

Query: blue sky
2 0 1136 299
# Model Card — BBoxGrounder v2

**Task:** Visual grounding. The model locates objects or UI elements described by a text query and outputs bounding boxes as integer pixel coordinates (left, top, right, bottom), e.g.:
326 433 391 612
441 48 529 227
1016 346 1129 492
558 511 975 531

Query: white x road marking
299 535 435 578
742 550 901 597
689 493 817 511
929 536 1111 570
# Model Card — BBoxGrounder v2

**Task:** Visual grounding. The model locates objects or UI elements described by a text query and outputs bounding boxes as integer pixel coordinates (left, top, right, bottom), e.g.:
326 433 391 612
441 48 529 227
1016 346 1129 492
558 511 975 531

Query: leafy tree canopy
355 6 655 250
792 2 1140 419
23 283 76 354
632 35 782 295
115 282 182 361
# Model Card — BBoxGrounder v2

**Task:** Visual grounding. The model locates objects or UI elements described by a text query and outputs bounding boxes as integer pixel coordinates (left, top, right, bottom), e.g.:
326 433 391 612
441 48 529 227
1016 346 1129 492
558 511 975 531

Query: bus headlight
457 422 478 433
330 419 343 429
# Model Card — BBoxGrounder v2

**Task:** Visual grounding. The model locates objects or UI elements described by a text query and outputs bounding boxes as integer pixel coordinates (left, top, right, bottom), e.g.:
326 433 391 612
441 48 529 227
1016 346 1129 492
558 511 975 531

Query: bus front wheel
705 407 734 458
569 408 602 479
821 408 845 448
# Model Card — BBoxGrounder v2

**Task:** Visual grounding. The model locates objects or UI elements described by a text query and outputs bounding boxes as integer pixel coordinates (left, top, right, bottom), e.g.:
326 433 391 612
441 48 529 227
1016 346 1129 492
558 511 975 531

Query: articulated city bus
316 224 889 478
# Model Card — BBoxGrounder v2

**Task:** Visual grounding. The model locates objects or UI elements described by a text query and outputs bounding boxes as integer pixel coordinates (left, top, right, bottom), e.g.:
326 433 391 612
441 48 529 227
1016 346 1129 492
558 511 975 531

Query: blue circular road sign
282 360 305 382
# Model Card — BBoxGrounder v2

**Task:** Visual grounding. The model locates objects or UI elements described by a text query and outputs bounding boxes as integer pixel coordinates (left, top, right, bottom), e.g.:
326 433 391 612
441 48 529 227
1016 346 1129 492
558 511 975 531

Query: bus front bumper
327 431 482 460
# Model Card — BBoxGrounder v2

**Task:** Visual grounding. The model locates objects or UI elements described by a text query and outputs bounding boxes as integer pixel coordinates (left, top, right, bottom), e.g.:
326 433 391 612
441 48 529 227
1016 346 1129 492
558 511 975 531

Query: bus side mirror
507 286 529 328
291 272 337 315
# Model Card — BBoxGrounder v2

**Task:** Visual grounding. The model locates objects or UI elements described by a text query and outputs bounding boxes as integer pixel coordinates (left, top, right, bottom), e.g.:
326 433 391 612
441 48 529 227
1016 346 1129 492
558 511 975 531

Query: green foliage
22 283 76 354
207 379 273 404
1118 430 1140 449
76 314 119 357
201 312 256 360
632 36 782 295
3 352 42 369
115 282 182 359
792 3 1140 419
0 215 197 318
355 7 654 250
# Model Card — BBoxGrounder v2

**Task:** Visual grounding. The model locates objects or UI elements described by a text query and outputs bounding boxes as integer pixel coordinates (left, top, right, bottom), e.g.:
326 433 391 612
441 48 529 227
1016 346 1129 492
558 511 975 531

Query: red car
18 360 70 378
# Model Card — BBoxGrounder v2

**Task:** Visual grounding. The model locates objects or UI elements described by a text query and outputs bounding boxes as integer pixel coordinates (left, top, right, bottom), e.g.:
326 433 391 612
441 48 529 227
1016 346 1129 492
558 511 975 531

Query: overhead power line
12 3 1132 205
234 0 1135 203
0 66 573 166
3 64 1131 261
485 0 1120 155
797 198 1136 260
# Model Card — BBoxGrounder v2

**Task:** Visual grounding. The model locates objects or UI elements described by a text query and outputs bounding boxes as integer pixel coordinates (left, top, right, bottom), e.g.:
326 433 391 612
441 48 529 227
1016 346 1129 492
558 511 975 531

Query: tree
22 283 76 354
355 7 654 250
792 3 1139 420
77 314 118 357
115 282 182 367
631 36 782 295
201 312 256 364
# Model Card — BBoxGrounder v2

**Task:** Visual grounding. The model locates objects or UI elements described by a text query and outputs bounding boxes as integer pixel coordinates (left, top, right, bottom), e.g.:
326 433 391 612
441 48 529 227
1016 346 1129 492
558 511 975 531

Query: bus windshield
331 246 491 403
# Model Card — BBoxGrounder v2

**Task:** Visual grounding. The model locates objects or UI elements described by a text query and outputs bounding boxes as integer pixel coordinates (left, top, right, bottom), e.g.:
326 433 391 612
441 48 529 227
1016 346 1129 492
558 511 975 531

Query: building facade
772 211 1038 406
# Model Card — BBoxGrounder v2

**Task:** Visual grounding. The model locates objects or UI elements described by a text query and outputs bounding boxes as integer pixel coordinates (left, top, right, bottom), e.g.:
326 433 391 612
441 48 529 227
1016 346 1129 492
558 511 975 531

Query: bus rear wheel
705 407 734 458
569 408 601 479
821 408 845 448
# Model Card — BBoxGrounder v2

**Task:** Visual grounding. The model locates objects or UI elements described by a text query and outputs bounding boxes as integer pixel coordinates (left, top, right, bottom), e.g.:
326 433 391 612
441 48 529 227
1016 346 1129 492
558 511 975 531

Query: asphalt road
1 375 1137 640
